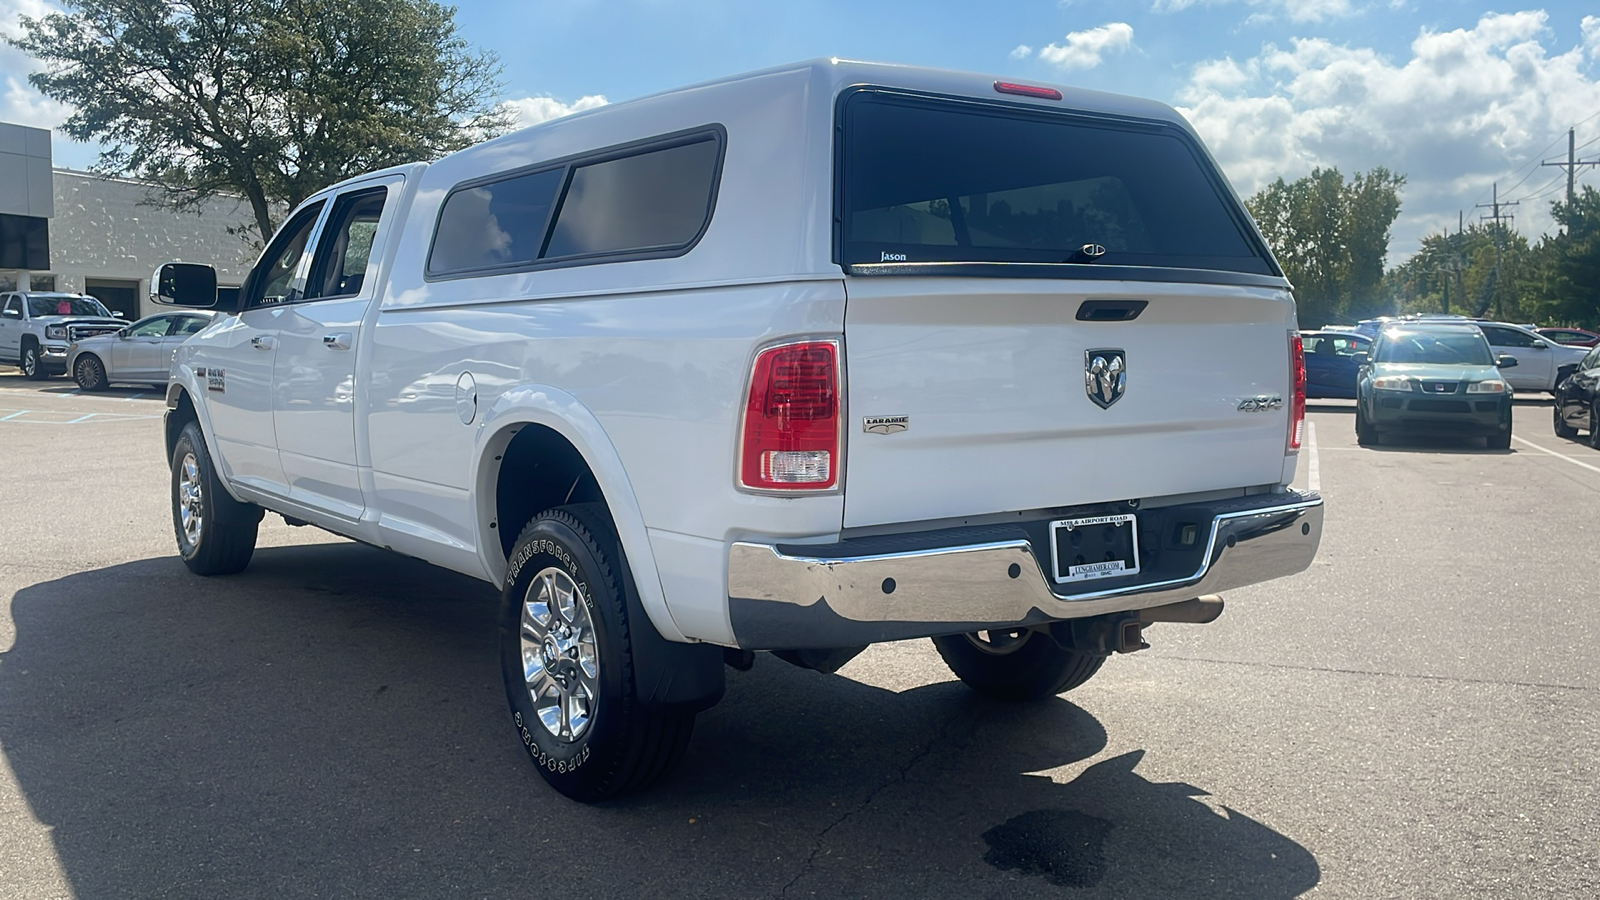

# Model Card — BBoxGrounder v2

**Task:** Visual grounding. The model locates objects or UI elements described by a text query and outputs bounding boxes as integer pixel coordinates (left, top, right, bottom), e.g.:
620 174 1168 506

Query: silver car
66 310 219 390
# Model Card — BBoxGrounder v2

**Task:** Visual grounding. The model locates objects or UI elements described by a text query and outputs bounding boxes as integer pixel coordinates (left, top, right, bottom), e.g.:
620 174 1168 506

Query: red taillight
1288 333 1306 451
993 81 1064 101
740 340 840 490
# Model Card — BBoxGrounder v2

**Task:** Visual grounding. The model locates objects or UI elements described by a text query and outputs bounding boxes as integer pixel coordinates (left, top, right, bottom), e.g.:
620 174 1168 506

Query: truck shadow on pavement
1 543 1319 899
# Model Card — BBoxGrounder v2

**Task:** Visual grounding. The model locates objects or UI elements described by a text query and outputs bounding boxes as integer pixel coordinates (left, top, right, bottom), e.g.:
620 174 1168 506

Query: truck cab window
246 202 325 308
308 188 388 299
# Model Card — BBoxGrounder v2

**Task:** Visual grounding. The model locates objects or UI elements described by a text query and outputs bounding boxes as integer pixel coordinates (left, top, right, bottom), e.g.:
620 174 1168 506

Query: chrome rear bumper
727 492 1323 649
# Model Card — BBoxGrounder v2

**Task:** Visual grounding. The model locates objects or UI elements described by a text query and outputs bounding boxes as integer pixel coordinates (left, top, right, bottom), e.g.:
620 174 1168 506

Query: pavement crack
1157 654 1593 692
776 704 975 898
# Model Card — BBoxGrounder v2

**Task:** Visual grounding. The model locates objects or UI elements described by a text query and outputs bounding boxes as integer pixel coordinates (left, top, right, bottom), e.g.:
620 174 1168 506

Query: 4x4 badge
1085 350 1126 409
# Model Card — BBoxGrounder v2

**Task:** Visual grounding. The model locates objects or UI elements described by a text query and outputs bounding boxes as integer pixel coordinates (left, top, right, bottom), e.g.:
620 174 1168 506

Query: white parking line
1513 435 1600 476
123 391 148 402
1305 421 1321 493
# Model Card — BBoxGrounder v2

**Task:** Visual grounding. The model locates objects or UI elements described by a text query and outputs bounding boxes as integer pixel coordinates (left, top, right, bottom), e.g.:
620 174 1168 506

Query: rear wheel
74 354 109 391
171 420 261 575
932 628 1105 701
500 504 695 801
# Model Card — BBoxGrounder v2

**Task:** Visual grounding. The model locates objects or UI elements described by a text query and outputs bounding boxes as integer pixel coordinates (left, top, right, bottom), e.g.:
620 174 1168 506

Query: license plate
1050 514 1140 584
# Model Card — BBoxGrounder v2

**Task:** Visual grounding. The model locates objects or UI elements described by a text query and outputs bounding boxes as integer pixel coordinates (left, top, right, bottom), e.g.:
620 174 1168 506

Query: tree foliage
9 0 512 242
1385 187 1600 329
1246 167 1405 328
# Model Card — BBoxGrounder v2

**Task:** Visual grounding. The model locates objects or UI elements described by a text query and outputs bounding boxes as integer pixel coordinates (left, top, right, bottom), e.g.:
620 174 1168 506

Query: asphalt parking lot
1 372 1596 899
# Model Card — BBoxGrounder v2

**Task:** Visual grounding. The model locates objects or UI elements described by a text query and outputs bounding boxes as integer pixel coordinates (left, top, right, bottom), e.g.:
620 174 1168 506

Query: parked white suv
154 59 1323 800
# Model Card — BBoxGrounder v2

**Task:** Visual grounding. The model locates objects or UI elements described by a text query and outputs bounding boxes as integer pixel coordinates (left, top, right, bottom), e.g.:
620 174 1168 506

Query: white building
1 121 259 319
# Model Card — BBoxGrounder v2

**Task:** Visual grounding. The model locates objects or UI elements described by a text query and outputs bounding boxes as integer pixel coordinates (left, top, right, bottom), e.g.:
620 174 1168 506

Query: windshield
838 92 1275 275
1374 331 1495 366
27 295 111 318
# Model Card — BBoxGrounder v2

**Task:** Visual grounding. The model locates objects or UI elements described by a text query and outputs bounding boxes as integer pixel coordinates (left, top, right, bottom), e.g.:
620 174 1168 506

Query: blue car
1301 330 1371 399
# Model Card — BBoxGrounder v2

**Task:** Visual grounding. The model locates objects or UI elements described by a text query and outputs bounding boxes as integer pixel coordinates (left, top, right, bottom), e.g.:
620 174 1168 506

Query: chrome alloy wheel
177 452 204 546
963 628 1033 656
21 348 37 377
519 567 600 742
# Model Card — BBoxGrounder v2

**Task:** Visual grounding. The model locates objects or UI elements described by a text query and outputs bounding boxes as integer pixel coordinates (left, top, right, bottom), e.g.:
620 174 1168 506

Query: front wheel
932 628 1105 701
171 420 261 575
1486 404 1513 450
20 344 48 380
1554 403 1578 440
1355 406 1376 446
74 354 109 391
1590 403 1600 450
500 505 695 801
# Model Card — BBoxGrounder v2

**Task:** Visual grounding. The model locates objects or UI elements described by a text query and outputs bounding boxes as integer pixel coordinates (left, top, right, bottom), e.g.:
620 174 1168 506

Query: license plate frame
1049 513 1140 585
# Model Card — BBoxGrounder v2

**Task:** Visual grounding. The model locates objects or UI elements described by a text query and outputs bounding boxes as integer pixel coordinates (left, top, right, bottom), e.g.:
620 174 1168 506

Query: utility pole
1542 128 1599 207
1476 183 1518 320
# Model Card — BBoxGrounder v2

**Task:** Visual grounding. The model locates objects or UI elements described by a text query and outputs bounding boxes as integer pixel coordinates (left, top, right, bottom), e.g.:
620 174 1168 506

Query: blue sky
6 1 1600 257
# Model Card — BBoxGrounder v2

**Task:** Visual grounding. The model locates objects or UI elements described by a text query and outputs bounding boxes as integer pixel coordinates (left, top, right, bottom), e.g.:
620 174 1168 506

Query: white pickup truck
156 59 1323 801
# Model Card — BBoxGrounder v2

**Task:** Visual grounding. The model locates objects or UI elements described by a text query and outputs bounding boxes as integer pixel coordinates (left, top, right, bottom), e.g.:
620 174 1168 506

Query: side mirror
1 309 19 319
1353 352 1370 366
1497 355 1519 369
1530 340 1547 349
112 310 125 319
151 262 220 308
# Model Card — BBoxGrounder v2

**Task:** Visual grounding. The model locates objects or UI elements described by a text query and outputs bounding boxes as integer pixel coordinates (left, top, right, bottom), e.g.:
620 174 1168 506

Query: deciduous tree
9 0 511 243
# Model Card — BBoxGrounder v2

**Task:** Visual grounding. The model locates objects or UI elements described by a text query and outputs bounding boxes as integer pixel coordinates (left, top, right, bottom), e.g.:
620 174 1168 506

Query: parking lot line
1305 421 1321 493
1513 435 1600 476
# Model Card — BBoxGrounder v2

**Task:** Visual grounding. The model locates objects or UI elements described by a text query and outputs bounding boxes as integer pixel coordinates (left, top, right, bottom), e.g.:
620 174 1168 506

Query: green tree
1541 186 1600 329
9 0 511 243
1246 167 1405 327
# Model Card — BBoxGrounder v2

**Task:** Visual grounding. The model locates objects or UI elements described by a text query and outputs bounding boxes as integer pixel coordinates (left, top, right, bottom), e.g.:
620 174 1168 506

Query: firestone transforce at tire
932 627 1106 701
499 504 694 802
171 420 261 575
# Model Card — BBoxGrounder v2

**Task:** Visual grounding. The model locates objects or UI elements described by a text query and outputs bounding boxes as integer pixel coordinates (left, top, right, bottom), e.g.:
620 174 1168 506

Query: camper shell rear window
835 90 1279 282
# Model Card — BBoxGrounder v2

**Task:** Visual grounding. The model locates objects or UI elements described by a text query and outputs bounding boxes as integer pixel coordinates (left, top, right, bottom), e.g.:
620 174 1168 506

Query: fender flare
164 372 250 504
470 384 688 644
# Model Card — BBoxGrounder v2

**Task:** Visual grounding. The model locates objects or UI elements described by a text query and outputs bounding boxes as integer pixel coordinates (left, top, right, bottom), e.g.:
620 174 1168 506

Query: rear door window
837 92 1275 277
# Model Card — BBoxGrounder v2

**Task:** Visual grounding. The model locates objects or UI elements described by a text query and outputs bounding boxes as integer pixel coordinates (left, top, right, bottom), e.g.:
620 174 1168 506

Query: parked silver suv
0 291 130 379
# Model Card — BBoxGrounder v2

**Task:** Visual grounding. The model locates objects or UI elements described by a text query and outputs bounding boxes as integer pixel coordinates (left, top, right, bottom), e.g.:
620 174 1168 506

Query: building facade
1 121 259 320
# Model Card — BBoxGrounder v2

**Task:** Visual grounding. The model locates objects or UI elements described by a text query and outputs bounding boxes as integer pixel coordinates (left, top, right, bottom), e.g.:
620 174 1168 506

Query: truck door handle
250 335 275 350
322 333 352 351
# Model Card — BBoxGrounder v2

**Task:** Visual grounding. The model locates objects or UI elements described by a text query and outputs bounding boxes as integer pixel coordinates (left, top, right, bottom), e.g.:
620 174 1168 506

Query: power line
1541 128 1600 205
1475 182 1518 320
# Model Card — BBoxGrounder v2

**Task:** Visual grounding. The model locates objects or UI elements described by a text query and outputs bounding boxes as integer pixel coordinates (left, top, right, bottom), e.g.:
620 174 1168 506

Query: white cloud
1154 0 1356 24
1583 16 1600 55
0 0 73 132
1037 23 1135 71
1175 11 1600 254
1010 45 1033 60
499 94 609 129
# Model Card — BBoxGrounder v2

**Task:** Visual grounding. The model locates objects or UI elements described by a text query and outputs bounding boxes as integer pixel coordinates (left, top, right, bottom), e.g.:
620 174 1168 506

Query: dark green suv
1355 323 1516 449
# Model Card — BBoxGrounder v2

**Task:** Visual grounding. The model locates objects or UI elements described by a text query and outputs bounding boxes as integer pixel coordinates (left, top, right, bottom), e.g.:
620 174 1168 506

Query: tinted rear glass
429 168 564 275
839 93 1273 275
544 139 720 259
1374 331 1495 366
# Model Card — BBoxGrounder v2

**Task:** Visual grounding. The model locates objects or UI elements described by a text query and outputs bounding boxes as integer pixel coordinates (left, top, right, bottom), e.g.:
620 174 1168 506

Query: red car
1535 327 1600 348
